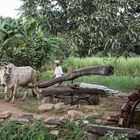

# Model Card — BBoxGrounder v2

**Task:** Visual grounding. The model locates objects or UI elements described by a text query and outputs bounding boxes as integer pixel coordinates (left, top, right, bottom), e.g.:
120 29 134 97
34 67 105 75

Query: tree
0 16 62 68
19 0 140 57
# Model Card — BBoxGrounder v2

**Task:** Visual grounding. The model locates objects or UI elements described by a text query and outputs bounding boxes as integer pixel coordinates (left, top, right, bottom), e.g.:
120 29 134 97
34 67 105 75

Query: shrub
0 120 56 140
100 131 129 140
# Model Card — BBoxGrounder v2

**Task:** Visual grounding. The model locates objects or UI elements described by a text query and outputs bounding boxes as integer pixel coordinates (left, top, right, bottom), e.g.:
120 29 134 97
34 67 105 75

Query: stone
82 120 89 124
59 115 68 122
54 102 64 110
19 114 33 120
67 105 79 110
41 97 51 104
16 118 30 124
0 111 11 119
67 110 84 121
38 103 54 112
50 130 59 136
0 119 4 123
96 119 102 124
44 118 61 125
8 114 17 120
15 114 33 124
44 125 57 128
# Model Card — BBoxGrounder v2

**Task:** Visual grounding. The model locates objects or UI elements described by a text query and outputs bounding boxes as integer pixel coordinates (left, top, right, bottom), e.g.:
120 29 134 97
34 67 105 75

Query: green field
40 57 140 92
64 57 140 76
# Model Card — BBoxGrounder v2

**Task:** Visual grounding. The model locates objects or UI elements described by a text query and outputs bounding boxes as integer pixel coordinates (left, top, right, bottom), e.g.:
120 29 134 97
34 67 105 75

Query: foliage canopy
0 0 140 67
0 16 66 68
20 0 140 57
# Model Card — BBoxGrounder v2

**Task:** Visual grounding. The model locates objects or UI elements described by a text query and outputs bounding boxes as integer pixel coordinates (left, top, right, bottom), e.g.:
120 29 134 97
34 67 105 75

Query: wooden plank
85 124 140 138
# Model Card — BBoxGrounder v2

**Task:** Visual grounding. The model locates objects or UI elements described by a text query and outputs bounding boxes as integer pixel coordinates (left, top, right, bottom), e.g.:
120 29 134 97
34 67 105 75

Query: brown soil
0 99 57 119
0 93 130 121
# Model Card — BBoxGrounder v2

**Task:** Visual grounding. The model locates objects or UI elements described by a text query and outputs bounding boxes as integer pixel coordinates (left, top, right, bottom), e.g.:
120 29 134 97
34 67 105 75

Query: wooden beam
41 85 106 96
35 66 113 88
85 124 140 139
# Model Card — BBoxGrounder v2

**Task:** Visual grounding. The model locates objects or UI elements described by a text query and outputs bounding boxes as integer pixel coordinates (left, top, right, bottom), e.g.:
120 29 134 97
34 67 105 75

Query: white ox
0 63 40 102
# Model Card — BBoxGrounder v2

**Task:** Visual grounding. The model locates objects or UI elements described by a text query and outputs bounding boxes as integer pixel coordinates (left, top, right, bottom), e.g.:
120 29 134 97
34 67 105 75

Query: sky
0 0 22 18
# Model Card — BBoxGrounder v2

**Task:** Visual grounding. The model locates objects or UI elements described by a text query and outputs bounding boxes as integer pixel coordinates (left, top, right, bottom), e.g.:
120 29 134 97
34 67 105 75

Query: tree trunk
36 66 113 88
41 85 106 96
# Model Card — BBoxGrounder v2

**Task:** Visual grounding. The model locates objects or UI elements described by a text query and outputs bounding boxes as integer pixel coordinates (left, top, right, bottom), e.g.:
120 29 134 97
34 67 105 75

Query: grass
39 70 54 82
0 120 56 140
0 57 138 93
0 118 129 140
0 119 87 140
75 75 140 92
0 56 137 139
58 120 85 140
0 56 139 92
64 57 140 76
100 131 128 140
0 88 41 113
41 56 140 92
0 116 128 140
0 92 4 99
15 98 40 113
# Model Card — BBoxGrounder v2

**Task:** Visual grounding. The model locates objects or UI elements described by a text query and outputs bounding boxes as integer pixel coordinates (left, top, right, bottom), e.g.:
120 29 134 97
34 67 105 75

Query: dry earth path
0 100 57 119
0 92 131 122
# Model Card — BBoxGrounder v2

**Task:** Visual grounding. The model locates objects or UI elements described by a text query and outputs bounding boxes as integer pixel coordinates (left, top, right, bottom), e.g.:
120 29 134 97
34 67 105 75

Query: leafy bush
0 120 56 140
0 17 67 68
59 120 85 140
39 70 54 82
100 131 128 140
0 119 87 140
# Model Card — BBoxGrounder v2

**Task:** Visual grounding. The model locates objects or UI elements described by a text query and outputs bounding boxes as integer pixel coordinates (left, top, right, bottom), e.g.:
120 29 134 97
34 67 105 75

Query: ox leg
31 88 36 97
32 71 40 99
32 86 40 99
22 88 28 101
11 86 17 103
8 88 14 100
4 86 8 101
36 86 40 99
9 93 12 100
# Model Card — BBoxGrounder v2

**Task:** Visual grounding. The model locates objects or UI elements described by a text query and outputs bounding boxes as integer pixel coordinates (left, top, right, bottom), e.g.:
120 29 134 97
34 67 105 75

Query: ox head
0 66 12 87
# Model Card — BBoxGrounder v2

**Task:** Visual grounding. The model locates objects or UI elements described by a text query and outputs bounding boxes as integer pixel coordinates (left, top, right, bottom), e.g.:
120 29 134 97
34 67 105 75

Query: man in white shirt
54 60 63 78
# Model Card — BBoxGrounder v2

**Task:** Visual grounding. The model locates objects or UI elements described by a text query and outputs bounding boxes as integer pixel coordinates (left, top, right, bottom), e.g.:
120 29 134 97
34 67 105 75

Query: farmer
53 60 63 78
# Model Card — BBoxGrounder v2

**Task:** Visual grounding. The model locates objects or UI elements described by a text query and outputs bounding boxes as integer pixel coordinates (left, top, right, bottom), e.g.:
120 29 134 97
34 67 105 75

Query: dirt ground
0 92 130 123
0 100 46 119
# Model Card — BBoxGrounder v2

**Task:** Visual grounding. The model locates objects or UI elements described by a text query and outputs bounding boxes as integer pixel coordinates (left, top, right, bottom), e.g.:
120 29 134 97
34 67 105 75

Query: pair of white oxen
0 63 40 103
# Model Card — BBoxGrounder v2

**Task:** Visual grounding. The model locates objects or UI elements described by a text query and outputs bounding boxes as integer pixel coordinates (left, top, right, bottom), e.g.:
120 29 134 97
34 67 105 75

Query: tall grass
75 76 140 92
0 120 56 140
63 57 140 91
40 57 140 91
64 57 140 76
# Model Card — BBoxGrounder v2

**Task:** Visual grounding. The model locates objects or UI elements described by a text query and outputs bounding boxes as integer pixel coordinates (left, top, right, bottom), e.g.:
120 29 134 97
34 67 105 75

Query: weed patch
0 120 56 140
15 98 40 113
